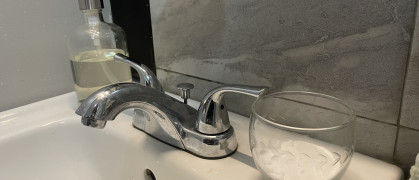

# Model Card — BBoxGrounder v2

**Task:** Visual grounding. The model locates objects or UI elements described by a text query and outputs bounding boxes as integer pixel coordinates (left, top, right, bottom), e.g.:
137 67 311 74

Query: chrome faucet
113 53 164 92
75 55 268 158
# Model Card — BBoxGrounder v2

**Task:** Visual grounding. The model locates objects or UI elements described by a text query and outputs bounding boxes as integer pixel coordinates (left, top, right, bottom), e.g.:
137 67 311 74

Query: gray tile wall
396 0 419 174
400 3 419 131
150 0 419 175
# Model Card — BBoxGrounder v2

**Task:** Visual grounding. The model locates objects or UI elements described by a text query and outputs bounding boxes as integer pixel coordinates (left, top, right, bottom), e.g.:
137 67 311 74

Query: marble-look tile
354 117 398 162
151 0 414 62
156 24 409 124
400 3 419 130
150 0 416 124
394 127 419 175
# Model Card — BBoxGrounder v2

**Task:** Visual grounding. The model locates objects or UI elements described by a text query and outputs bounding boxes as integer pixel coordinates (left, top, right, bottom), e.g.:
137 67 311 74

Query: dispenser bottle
68 0 132 103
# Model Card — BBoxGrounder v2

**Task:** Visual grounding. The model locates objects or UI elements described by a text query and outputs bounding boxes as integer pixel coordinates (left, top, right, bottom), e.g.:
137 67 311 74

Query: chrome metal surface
114 53 164 92
76 82 267 158
78 0 103 10
113 54 164 138
197 85 268 135
177 83 194 104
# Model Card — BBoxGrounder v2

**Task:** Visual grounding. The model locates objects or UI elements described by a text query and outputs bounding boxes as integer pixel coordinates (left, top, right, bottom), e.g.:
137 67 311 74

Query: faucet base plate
132 123 238 160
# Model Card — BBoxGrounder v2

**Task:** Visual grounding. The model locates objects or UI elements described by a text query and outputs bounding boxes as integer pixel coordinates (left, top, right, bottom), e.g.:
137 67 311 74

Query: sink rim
0 92 404 180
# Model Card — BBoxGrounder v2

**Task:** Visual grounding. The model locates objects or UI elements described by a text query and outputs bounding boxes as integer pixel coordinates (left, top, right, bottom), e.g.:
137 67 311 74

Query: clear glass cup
250 91 355 180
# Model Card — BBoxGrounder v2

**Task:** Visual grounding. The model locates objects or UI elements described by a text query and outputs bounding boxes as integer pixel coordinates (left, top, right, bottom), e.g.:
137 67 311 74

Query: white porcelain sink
0 92 403 180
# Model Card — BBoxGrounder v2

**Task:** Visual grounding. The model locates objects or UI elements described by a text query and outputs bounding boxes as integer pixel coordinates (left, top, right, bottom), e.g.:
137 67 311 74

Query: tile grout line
157 67 225 85
392 0 419 162
356 115 399 126
399 125 419 132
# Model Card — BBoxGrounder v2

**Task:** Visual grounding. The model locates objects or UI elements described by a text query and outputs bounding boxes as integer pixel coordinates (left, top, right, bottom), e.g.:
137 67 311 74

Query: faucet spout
76 82 199 150
81 117 107 129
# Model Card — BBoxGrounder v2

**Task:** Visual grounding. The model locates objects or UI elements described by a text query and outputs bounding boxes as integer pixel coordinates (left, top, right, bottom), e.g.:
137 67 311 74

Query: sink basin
0 92 403 180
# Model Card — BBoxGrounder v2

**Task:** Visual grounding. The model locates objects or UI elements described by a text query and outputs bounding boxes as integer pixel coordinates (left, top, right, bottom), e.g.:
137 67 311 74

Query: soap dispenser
68 0 132 104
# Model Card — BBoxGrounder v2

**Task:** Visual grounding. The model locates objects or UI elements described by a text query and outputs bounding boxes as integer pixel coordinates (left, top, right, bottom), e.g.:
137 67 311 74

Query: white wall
0 0 111 111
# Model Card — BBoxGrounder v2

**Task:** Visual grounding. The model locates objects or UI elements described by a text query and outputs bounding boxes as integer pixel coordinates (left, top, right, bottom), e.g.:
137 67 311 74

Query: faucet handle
177 83 194 104
114 53 164 92
197 85 269 134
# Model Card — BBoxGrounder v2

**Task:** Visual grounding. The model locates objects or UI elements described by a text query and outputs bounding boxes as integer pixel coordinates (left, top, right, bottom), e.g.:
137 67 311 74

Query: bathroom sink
0 92 403 180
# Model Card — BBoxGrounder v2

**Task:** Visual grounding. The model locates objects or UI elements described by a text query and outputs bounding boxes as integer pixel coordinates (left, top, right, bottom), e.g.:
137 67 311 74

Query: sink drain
144 169 156 180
